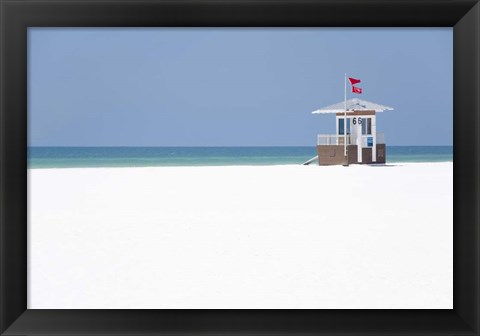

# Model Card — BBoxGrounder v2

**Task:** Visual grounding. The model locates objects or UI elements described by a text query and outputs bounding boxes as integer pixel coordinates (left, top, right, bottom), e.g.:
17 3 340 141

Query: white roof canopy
312 98 394 114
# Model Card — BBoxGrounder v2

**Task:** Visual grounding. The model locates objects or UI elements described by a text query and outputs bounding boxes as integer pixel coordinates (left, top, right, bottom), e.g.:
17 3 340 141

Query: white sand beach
28 162 453 309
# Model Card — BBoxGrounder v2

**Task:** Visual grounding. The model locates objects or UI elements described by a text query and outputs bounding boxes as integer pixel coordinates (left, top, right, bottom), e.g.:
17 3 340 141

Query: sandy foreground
28 163 452 309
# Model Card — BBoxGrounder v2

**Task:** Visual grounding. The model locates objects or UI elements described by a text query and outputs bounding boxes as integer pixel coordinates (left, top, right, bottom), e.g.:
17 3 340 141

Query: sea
27 146 453 169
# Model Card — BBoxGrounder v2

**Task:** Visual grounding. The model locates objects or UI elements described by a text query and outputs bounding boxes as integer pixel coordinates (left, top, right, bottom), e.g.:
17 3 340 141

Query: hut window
362 118 372 135
338 118 351 135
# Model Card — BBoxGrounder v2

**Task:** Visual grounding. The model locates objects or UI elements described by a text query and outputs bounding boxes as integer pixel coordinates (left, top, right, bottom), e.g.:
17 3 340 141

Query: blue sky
29 28 452 146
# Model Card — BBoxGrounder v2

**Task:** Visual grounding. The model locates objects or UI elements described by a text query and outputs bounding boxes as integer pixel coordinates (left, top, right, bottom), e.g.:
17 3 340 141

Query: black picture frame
1 0 478 335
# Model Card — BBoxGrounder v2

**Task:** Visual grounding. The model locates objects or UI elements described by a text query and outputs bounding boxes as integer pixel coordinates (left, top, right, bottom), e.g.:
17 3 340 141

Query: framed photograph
1 0 479 335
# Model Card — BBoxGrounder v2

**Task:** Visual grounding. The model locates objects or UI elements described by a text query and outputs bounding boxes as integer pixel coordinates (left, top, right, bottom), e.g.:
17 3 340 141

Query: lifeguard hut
311 98 393 165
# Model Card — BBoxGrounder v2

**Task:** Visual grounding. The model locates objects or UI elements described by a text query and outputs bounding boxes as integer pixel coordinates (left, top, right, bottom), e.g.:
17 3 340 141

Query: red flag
352 86 362 94
348 77 361 85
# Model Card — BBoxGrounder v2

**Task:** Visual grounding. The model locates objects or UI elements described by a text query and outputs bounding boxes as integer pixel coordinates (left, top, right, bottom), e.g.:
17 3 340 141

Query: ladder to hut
302 155 318 165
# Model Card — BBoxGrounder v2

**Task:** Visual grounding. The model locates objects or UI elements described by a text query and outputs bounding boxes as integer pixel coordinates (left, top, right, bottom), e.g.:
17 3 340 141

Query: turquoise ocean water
28 146 453 169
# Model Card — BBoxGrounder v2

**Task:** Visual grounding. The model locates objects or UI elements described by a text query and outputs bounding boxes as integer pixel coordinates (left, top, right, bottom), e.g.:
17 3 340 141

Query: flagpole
344 73 347 159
